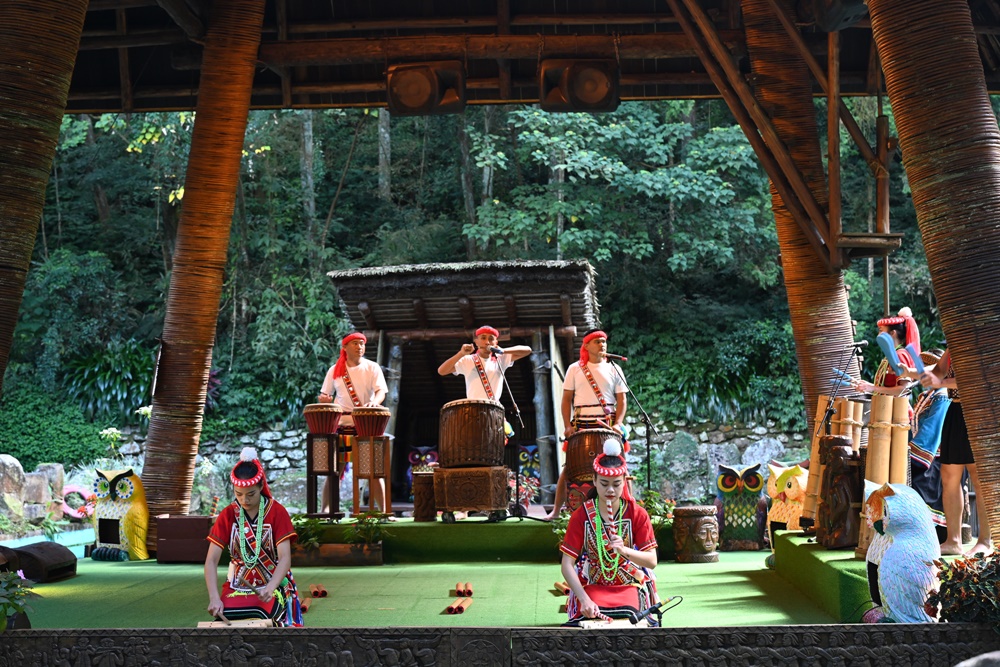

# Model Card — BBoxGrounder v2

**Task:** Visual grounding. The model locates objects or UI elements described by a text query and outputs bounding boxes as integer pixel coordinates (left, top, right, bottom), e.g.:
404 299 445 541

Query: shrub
63 337 154 426
926 549 1000 624
0 383 106 471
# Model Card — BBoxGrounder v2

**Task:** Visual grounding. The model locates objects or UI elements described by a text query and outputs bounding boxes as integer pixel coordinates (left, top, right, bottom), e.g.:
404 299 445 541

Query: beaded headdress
231 447 272 498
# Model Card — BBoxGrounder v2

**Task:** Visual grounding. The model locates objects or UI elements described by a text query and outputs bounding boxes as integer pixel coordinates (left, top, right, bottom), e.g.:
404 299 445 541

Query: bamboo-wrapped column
740 0 860 424
868 0 1000 544
142 0 267 544
0 0 89 394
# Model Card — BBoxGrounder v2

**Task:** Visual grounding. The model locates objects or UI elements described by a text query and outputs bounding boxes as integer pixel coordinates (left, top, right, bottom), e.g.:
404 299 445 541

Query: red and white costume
320 357 387 428
452 353 513 401
563 361 628 422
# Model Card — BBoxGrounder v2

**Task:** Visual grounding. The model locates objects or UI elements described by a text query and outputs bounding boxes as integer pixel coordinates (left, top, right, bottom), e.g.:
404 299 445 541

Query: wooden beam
274 14 681 36
79 28 187 50
116 9 134 114
497 0 512 100
358 301 378 329
258 32 744 68
275 0 292 107
504 295 518 326
388 326 577 341
457 296 476 329
155 0 205 41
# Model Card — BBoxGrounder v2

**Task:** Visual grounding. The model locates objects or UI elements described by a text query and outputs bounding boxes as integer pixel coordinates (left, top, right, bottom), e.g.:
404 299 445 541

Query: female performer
852 307 920 397
205 447 302 626
559 439 658 625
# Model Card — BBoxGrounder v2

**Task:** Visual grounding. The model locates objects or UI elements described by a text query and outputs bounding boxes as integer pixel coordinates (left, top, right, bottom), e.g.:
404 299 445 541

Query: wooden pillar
869 0 1000 544
384 336 403 437
0 0 89 394
142 0 267 543
531 331 555 504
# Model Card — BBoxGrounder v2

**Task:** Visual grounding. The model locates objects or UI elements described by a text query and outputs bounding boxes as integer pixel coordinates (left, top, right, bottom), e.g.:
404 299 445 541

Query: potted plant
925 549 1000 624
0 569 36 631
508 471 540 516
341 512 390 565
290 513 388 566
639 490 676 561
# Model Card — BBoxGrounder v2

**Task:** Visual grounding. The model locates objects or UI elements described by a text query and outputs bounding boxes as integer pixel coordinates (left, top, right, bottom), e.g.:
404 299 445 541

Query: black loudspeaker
540 59 619 113
803 0 868 32
14 541 77 582
386 61 466 116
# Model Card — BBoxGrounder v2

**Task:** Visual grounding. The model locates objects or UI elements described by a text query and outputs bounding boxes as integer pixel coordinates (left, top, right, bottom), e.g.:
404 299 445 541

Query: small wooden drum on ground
303 403 343 435
411 471 436 522
352 406 391 437
438 399 505 468
566 428 623 484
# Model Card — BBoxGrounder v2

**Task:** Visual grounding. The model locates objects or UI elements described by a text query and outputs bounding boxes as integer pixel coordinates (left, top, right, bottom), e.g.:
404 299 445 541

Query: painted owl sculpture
406 446 439 500
91 467 149 561
863 481 939 623
766 463 808 533
714 463 768 551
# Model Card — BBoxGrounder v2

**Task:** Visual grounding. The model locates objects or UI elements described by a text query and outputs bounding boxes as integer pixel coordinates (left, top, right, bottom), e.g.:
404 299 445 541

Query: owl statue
518 443 541 481
91 468 149 561
863 481 939 623
714 463 768 551
406 446 439 500
766 463 808 532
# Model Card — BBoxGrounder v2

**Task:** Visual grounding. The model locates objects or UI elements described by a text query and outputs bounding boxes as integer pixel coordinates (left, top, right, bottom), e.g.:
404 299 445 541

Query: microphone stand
494 351 545 523
607 357 659 491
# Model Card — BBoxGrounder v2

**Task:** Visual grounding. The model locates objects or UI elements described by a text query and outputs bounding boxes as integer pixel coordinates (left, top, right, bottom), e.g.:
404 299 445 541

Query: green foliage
0 570 37 630
291 515 327 551
13 249 135 392
0 383 106 472
63 337 154 426
549 510 571 543
926 550 1000 625
638 490 676 533
343 511 392 544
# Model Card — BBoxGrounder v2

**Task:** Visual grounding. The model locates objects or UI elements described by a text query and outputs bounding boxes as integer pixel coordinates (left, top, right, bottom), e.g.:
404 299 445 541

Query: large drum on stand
303 403 343 435
438 399 505 468
566 428 623 484
352 406 391 437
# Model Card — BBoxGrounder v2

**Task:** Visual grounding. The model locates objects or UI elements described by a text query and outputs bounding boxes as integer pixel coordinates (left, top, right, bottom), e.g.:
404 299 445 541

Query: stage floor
26 550 835 629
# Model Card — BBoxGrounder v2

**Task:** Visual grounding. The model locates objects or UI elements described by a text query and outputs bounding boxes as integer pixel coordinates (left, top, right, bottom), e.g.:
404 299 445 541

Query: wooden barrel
438 399 505 468
412 471 436 522
674 506 720 563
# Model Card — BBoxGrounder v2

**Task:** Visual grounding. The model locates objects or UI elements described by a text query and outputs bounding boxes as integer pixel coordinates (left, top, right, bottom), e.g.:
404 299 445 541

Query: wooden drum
566 428 623 484
438 399 505 468
352 406 391 437
303 403 343 435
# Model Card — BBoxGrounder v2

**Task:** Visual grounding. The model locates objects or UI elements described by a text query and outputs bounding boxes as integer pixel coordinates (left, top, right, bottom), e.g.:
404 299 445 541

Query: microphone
489 346 504 355
845 340 869 350
605 353 629 362
631 601 664 625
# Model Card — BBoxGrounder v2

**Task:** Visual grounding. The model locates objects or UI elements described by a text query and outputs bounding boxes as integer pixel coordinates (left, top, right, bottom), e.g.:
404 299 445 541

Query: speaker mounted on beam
539 59 620 113
386 60 466 116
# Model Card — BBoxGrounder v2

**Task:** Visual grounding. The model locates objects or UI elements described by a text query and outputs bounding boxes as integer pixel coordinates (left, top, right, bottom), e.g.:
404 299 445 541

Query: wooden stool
353 435 392 516
306 433 342 520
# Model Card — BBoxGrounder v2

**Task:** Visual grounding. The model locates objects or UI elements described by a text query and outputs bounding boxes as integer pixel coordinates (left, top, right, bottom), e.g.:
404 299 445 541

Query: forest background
0 99 948 473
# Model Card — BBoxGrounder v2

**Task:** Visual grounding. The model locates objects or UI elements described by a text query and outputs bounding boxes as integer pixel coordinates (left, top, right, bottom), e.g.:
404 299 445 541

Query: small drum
566 428 623 484
439 399 505 468
303 403 343 435
352 406 391 437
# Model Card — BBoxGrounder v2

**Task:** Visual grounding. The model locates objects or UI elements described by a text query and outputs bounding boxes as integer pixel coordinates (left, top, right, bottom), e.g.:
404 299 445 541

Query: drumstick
457 597 473 613
594 610 613 623
554 581 571 595
455 582 466 597
216 612 231 625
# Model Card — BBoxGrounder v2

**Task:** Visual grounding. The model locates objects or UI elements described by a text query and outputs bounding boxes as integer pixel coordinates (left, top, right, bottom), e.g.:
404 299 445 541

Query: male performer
545 329 629 520
437 325 532 400
317 332 388 512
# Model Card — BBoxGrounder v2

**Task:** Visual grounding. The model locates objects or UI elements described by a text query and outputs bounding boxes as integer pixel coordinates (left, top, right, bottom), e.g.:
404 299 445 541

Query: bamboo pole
888 396 910 484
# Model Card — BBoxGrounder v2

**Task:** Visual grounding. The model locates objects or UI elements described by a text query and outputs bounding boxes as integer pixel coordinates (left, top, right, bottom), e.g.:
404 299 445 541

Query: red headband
333 332 367 378
231 447 272 498
475 326 499 338
580 330 608 365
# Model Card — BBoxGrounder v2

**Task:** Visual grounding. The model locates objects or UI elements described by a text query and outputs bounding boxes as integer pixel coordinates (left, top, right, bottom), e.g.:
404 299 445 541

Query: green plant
639 490 676 533
63 337 155 425
343 512 392 545
925 549 1000 625
549 510 571 543
39 513 69 541
0 570 37 631
291 515 327 551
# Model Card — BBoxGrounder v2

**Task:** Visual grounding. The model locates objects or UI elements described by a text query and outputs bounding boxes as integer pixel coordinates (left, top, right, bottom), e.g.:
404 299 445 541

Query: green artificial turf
26 551 834 629
772 532 871 622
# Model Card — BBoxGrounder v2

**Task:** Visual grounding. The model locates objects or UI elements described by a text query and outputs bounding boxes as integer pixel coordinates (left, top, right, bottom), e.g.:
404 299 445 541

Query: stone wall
0 455 65 524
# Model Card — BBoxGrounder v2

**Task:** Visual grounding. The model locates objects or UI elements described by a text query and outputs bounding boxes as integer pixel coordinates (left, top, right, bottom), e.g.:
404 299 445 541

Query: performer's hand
563 425 576 438
580 596 601 619
921 371 942 388
257 585 275 603
460 343 475 355
317 392 333 403
608 534 627 555
207 597 224 617
852 380 874 394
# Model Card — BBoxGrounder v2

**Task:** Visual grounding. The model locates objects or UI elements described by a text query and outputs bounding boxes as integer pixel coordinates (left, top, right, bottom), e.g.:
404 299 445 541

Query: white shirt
453 353 513 401
320 358 388 426
563 360 628 419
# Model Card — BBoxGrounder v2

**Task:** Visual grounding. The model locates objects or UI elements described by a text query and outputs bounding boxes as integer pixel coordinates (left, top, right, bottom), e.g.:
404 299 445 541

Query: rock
776 434 789 443
793 433 804 441
22 472 52 504
270 458 290 470
240 435 255 444
47 500 64 521
660 432 712 502
742 438 788 481
698 431 708 442
752 425 769 436
120 441 141 455
287 449 306 462
1 493 24 518
707 442 742 481
34 463 64 499
0 454 26 497
277 437 300 450
260 449 277 462
260 431 283 442
708 430 727 444
23 503 49 524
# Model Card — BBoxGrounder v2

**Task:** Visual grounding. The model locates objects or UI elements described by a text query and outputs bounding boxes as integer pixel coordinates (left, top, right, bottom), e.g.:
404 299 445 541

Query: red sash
342 368 363 407
472 354 497 400
581 363 614 417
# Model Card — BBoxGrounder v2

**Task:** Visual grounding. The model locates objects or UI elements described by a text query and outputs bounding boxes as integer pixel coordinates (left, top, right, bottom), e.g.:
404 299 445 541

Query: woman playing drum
560 438 658 626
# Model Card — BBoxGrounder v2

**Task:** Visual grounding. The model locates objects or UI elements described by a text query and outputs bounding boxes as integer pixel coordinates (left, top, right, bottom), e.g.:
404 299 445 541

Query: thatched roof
68 1 1000 113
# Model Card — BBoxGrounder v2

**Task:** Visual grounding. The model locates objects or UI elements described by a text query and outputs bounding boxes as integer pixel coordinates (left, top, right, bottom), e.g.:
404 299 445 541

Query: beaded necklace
238 497 267 569
592 499 623 579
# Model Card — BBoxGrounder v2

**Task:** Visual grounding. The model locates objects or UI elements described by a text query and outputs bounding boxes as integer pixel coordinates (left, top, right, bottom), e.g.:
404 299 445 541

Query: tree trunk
869 0 1000 544
378 109 391 200
84 114 112 226
741 0 858 420
0 0 89 396
457 113 478 258
300 109 317 249
142 0 267 545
